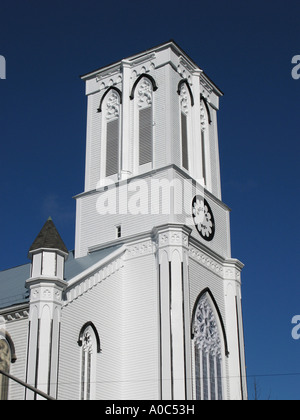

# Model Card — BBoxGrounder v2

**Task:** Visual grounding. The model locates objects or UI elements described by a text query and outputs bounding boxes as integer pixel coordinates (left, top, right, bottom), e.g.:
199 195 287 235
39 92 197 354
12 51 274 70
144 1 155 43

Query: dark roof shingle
28 217 68 255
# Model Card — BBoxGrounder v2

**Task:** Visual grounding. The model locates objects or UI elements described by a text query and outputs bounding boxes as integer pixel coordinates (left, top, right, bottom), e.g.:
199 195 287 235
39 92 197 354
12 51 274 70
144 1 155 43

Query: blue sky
0 0 299 400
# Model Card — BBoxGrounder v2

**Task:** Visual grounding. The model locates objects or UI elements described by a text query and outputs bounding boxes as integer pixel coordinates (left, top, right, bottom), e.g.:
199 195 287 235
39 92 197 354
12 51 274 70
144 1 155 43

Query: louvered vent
106 118 119 177
139 106 153 166
181 112 189 170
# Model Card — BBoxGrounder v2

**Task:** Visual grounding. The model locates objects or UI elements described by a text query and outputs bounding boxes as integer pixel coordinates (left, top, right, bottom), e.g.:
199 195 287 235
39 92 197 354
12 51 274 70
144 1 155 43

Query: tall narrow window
181 112 188 170
179 83 191 171
0 339 11 400
79 324 99 400
135 77 153 170
105 90 121 178
192 293 224 400
200 99 210 187
201 130 206 184
106 117 119 177
139 106 153 166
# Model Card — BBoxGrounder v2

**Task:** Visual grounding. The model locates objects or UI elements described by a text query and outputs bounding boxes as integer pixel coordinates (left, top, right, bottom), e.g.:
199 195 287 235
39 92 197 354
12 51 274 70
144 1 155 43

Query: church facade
0 41 247 400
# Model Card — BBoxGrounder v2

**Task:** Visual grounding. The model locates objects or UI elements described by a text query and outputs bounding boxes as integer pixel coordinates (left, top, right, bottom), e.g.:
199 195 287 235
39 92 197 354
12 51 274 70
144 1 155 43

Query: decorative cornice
189 244 224 278
0 304 29 323
64 249 125 305
189 239 244 281
124 238 154 260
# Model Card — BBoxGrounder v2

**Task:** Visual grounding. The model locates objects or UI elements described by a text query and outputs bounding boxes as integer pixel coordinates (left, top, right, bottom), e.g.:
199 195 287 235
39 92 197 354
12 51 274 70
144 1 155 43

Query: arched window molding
191 289 228 400
132 76 155 173
200 95 212 125
78 322 101 401
179 81 193 172
97 87 122 113
130 74 158 100
0 331 16 401
99 88 122 182
177 79 194 106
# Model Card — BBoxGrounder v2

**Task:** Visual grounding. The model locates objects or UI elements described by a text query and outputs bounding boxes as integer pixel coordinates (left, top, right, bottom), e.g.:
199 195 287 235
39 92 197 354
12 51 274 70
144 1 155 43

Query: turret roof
28 217 68 255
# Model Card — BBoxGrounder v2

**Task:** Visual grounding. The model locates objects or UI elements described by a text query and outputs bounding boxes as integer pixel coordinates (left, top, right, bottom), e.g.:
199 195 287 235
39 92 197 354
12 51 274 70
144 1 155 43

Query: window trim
97 87 123 113
78 322 101 354
78 322 101 401
192 289 227 400
191 288 229 356
178 81 192 173
132 76 155 174
99 88 122 183
177 79 194 106
130 73 158 100
0 330 17 363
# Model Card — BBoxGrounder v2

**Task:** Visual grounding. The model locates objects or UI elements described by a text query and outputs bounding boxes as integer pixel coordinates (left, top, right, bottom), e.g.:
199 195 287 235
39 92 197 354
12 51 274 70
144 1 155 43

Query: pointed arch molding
177 79 194 106
130 74 158 100
0 330 17 363
77 322 101 354
200 94 212 124
191 288 229 357
97 87 123 113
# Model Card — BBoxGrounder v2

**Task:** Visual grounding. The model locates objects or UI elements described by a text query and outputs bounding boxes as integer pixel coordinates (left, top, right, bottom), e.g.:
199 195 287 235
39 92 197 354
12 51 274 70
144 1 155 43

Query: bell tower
74 41 247 400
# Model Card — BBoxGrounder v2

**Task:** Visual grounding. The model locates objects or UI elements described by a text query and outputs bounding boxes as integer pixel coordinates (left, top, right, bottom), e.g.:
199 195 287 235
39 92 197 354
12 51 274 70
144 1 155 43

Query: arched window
99 88 122 180
132 75 156 172
178 81 193 171
192 291 225 400
78 323 101 400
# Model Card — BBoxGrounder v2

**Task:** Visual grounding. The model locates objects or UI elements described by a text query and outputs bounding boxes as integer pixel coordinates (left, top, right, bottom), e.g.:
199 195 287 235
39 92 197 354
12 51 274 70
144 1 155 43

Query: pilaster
153 224 192 400
223 259 247 400
25 277 67 400
120 60 132 179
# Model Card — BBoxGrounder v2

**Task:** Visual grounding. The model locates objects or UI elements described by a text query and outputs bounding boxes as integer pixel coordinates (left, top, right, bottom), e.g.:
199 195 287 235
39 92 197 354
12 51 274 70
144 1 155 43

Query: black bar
0 369 55 401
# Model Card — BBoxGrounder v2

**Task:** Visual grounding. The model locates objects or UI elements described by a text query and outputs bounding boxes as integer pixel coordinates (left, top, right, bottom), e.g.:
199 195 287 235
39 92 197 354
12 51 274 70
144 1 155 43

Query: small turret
28 217 68 280
25 218 68 399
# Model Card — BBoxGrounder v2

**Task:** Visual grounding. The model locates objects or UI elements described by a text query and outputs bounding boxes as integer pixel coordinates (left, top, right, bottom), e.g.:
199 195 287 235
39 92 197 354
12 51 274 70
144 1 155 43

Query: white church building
0 41 247 400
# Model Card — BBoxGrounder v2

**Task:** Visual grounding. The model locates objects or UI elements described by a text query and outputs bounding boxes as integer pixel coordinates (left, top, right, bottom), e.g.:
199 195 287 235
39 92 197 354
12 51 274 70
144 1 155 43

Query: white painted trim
66 245 126 290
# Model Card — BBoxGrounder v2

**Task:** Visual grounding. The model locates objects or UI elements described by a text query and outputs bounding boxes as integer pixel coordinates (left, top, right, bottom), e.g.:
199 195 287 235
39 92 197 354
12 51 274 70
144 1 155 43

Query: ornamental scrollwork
137 78 153 108
106 91 120 120
200 101 207 131
82 330 93 354
179 84 189 115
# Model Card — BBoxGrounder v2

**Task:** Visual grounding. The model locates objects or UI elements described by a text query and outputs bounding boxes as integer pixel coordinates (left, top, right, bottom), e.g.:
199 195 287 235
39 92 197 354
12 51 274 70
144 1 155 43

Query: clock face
192 196 215 241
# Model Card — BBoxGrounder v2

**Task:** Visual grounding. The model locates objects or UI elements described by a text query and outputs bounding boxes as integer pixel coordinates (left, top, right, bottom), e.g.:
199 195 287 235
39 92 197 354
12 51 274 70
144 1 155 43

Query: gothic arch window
132 75 156 172
78 322 101 400
178 80 193 171
0 332 16 401
192 291 226 400
99 88 122 180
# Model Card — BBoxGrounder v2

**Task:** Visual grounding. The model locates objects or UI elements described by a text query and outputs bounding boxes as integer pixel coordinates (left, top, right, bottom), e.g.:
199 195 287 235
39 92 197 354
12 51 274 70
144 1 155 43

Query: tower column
120 60 132 179
191 70 204 183
25 277 67 399
154 225 192 400
25 218 68 400
223 259 247 400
